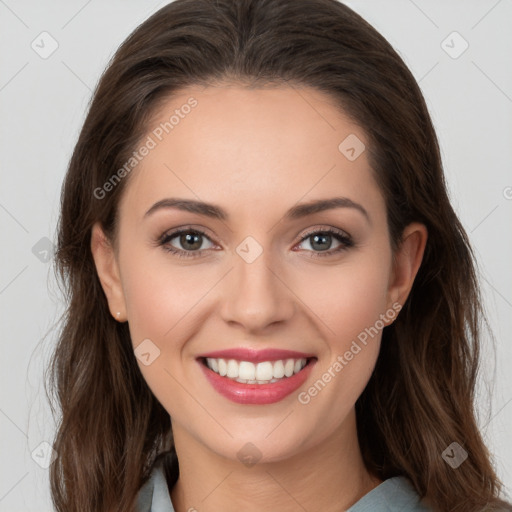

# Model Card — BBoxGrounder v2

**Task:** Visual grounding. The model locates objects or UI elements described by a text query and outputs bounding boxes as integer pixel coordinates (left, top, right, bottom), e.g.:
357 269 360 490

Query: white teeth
273 360 285 378
204 357 309 383
238 361 256 380
235 377 281 384
226 359 238 378
255 361 273 381
284 358 295 377
218 358 227 376
208 357 218 373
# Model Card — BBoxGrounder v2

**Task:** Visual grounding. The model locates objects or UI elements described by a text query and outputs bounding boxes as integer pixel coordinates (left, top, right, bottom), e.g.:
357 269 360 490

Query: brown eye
160 228 215 258
296 228 354 258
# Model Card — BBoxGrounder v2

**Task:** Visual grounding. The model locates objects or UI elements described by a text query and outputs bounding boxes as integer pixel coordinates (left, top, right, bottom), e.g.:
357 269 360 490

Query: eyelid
297 225 352 242
159 224 217 243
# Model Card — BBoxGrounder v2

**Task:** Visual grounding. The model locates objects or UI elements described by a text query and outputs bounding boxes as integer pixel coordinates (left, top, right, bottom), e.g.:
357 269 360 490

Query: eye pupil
181 232 202 250
311 233 331 251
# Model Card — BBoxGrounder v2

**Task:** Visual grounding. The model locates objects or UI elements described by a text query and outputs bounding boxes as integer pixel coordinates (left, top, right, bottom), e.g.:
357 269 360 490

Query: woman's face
93 84 425 464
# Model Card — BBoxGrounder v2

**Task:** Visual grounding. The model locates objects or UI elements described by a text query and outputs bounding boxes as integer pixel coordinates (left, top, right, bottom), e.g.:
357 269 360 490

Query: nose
219 245 295 333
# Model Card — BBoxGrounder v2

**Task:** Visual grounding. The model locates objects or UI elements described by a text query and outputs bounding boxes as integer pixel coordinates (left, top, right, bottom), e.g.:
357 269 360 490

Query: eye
295 227 354 258
158 227 215 259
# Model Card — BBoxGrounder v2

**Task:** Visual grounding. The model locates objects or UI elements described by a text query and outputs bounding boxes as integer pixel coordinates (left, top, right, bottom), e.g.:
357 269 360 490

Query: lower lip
198 358 317 405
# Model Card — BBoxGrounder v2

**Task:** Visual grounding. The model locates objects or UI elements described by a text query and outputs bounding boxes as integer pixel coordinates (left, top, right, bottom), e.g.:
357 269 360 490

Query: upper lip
197 348 316 363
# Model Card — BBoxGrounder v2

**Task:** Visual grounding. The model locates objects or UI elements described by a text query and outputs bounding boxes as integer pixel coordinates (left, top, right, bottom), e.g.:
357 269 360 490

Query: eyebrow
144 197 370 224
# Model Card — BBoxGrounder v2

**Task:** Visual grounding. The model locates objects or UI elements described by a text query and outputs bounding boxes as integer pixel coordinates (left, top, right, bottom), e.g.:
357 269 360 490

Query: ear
90 222 127 322
385 222 428 316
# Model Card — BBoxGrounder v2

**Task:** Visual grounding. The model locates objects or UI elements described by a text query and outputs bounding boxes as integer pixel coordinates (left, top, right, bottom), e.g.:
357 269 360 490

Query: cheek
119 248 207 415
293 252 392 349
120 243 213 346
292 248 392 414
294 261 390 437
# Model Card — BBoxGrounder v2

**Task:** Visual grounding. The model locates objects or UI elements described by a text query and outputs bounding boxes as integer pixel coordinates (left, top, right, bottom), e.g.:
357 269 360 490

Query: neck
169 408 381 512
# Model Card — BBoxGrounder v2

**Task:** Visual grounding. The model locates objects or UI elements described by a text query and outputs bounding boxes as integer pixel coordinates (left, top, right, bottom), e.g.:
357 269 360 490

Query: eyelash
157 225 354 260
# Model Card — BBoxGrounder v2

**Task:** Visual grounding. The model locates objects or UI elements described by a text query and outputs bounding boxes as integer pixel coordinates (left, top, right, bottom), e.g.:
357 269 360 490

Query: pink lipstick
196 348 317 405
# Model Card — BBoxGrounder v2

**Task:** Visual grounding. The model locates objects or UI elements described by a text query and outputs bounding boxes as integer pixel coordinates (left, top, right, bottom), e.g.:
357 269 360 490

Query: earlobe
386 222 428 313
90 222 127 322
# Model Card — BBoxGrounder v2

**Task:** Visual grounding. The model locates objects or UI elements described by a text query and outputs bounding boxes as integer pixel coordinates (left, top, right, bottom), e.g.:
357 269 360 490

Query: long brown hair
46 0 512 510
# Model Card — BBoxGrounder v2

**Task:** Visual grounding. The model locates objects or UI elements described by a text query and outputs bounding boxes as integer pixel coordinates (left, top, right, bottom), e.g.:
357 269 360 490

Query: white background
0 0 511 510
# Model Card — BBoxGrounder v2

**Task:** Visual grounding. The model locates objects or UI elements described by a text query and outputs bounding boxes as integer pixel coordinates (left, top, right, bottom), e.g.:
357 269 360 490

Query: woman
46 0 512 511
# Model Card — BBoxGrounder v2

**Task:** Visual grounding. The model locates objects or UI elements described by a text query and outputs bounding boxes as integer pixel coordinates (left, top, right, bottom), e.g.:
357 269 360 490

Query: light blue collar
135 460 432 512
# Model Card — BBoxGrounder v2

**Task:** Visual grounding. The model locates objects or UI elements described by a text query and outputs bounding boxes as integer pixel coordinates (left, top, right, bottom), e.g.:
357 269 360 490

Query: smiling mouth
198 356 316 385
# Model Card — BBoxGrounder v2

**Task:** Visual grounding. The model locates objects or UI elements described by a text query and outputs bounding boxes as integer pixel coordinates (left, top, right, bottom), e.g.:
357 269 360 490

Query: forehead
119 85 385 221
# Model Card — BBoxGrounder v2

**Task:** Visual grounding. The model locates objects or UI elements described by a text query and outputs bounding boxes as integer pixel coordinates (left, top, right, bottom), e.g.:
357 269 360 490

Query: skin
91 84 427 512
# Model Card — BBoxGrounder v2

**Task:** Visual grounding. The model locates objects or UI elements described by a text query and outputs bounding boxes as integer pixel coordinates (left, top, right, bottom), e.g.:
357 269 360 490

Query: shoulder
347 476 433 512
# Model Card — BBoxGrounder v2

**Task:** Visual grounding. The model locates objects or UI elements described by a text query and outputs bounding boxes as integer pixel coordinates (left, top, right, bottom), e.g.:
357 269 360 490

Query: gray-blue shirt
135 458 432 511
